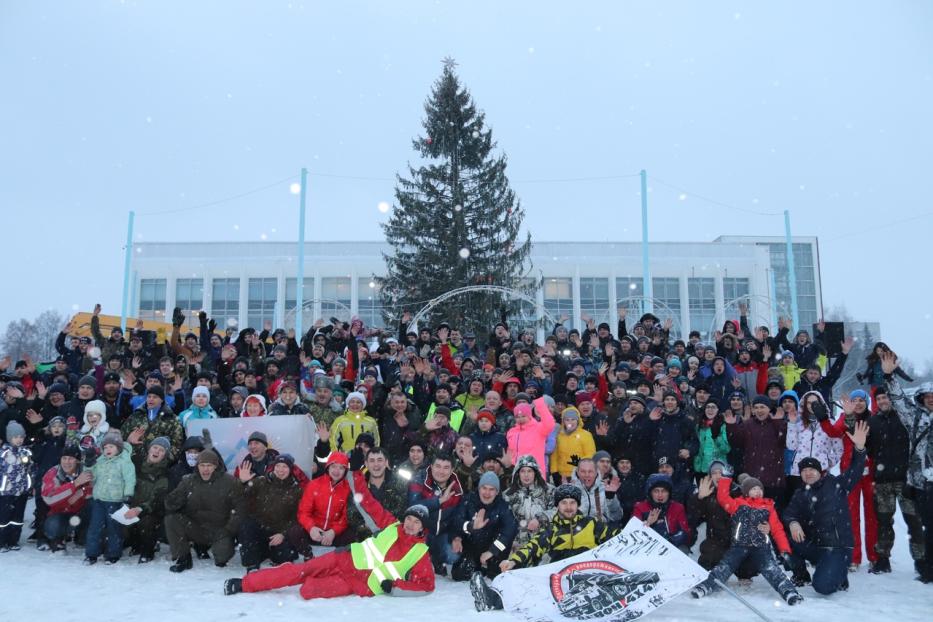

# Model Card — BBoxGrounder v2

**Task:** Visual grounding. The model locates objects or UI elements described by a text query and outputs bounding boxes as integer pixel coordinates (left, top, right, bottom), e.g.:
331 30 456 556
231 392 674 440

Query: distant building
130 236 822 339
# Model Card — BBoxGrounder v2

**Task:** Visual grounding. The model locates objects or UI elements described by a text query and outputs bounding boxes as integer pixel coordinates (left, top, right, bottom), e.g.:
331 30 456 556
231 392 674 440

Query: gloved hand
172 307 185 328
380 579 393 594
781 552 795 572
208 319 217 332
720 463 733 478
811 401 829 422
568 454 581 467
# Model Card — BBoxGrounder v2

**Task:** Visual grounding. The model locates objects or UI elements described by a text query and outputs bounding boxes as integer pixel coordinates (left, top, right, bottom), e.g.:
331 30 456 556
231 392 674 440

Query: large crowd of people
0 302 930 609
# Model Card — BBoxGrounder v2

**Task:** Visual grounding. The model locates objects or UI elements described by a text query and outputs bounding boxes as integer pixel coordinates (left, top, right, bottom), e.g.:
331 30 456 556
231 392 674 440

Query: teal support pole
640 170 652 314
295 168 308 340
120 210 135 333
784 210 799 329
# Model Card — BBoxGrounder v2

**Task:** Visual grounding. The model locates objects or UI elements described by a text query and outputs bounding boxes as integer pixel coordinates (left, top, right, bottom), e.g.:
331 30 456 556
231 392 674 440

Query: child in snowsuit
0 421 36 551
84 430 136 564
691 472 802 605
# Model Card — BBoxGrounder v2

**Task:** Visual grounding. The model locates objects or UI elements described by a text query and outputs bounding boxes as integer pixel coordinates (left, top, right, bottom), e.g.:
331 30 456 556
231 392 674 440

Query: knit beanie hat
248 431 268 446
101 430 124 452
403 504 429 528
478 471 501 492
553 483 582 505
197 450 220 467
5 420 26 439
592 450 612 463
737 473 764 496
149 436 171 453
347 391 367 408
192 386 210 400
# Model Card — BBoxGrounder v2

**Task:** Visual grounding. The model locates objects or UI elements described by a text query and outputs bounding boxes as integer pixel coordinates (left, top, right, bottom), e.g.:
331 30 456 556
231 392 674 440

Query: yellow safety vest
349 524 429 595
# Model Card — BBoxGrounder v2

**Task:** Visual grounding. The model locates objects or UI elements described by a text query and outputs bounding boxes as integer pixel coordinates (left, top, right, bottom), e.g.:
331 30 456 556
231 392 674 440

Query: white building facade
131 236 822 340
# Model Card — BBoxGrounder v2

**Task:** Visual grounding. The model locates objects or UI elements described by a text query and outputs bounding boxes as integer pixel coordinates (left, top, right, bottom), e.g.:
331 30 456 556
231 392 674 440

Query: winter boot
792 567 811 587
470 572 503 611
784 592 804 606
83 556 98 565
451 556 477 582
194 544 211 560
690 583 713 599
224 578 243 596
49 539 65 554
433 560 448 577
138 555 153 564
170 555 193 573
869 557 891 574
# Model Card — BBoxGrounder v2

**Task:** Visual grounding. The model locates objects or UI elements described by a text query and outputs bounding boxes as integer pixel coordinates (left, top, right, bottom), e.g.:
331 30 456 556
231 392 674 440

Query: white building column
165 276 177 320
238 272 249 330
572 267 581 329
679 272 691 336
714 270 725 331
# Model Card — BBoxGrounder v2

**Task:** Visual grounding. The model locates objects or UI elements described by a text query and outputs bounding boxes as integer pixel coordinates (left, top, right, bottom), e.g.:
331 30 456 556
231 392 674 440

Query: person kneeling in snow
224 474 435 599
690 469 802 605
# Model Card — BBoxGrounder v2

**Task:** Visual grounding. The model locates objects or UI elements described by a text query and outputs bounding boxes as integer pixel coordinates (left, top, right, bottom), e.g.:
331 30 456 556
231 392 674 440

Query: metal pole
120 210 135 333
295 168 308 340
784 209 800 329
640 170 652 314
713 579 776 622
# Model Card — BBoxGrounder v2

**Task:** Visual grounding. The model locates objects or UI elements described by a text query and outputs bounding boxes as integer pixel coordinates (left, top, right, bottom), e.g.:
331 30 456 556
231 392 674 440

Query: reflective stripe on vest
350 524 429 594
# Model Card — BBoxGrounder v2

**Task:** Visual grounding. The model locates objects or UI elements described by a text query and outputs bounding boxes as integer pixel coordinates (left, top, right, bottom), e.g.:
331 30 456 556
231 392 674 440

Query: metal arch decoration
283 299 353 331
406 285 553 333
713 295 791 339
614 295 683 337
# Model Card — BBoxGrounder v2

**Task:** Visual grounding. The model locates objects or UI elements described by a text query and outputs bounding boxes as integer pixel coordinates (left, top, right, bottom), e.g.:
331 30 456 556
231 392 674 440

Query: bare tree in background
33 309 65 360
1 309 65 364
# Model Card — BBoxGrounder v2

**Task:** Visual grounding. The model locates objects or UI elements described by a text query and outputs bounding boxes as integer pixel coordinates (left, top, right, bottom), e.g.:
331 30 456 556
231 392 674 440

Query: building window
543 277 573 328
765 242 819 329
174 279 203 329
723 277 750 309
138 279 166 322
688 277 716 338
211 278 240 329
579 277 609 323
652 277 682 337
615 277 643 302
357 278 384 328
247 278 277 329
285 278 315 313
321 277 352 321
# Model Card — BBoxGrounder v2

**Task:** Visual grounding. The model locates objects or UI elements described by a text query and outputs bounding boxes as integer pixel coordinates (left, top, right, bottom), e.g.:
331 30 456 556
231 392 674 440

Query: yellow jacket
550 428 596 477
330 411 380 453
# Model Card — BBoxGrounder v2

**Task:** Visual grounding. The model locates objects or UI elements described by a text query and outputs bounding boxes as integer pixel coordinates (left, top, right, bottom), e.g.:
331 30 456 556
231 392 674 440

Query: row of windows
139 277 385 329
138 276 753 336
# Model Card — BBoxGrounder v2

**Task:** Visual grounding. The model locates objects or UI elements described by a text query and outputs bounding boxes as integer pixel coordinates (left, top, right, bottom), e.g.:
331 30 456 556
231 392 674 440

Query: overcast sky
2 1 931 369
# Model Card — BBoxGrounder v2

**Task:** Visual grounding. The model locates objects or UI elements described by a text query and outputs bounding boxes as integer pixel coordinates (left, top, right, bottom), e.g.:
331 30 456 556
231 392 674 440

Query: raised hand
595 420 609 437
648 407 662 421
841 336 854 355
617 306 627 320
697 476 714 499
316 421 330 443
35 381 48 400
471 508 489 531
847 420 869 451
605 476 621 493
880 351 898 375
723 411 737 425
93 304 102 316
238 461 254 482
645 507 661 526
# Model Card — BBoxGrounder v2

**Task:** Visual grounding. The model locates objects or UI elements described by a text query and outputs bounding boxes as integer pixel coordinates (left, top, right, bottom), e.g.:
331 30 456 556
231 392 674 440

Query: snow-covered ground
0 507 929 622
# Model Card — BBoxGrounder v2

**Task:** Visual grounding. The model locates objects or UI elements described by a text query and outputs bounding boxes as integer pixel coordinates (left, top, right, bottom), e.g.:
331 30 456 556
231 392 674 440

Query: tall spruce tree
381 59 533 334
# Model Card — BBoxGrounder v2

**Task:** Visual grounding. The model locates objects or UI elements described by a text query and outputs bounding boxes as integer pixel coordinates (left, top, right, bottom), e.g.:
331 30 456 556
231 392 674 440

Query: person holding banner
470 483 619 611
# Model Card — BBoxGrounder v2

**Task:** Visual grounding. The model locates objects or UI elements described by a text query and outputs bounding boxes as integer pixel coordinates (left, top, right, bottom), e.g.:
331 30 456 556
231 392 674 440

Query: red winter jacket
41 465 93 516
297 453 350 535
715 476 791 554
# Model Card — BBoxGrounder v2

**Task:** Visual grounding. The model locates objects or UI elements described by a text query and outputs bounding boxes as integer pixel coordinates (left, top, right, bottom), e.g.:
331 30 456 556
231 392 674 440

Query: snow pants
242 550 373 599
164 513 235 565
873 481 925 561
699 545 796 598
0 494 28 547
848 474 878 565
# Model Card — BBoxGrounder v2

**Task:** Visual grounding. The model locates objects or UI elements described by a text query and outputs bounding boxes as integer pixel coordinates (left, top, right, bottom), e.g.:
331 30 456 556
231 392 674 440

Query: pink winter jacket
506 398 556 477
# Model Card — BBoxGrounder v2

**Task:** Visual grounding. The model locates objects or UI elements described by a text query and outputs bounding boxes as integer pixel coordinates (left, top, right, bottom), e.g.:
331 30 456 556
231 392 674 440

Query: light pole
783 209 800 329
640 169 652 314
120 210 135 332
295 167 308 339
